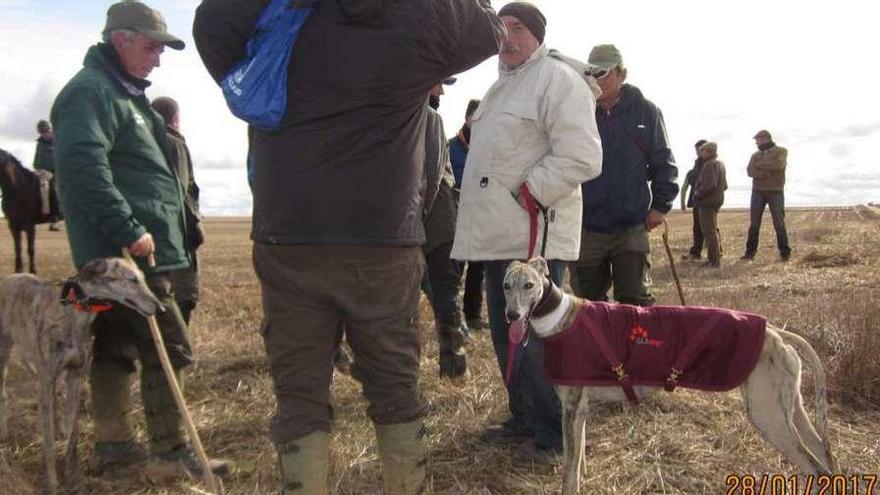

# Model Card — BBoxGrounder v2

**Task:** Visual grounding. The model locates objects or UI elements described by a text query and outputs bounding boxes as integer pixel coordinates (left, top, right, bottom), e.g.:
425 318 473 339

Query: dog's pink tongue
505 320 527 386
508 319 526 345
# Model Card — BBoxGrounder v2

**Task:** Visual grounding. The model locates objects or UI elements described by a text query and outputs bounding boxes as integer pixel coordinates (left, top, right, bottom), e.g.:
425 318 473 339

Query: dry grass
1 209 879 494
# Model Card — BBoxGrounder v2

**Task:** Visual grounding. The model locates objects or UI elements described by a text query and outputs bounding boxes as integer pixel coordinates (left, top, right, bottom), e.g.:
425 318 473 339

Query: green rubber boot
277 431 330 495
141 367 186 457
90 363 147 469
375 420 427 495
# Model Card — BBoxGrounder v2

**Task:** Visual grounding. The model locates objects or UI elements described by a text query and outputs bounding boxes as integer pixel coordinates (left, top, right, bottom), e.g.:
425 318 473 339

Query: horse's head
0 148 22 190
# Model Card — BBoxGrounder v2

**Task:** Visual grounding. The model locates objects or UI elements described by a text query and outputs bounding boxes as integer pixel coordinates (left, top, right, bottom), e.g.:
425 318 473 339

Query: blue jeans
745 191 791 257
484 260 565 450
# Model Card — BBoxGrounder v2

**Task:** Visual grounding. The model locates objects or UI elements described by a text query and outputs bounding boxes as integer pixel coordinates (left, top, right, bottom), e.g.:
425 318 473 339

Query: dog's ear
527 257 549 277
60 278 85 305
505 260 523 274
77 258 109 282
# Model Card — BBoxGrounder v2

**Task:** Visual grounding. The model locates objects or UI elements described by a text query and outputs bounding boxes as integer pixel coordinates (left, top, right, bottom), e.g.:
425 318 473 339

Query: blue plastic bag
221 0 316 129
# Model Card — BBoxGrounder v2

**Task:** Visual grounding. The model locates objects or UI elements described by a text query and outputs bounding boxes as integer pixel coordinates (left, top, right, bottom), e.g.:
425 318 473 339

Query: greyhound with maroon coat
503 258 836 495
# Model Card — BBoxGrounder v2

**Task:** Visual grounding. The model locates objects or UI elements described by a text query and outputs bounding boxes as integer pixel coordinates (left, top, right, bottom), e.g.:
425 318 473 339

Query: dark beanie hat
498 2 546 43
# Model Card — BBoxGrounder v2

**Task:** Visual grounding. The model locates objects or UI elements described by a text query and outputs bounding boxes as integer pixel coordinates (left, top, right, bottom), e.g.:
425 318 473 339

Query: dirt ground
1 207 878 494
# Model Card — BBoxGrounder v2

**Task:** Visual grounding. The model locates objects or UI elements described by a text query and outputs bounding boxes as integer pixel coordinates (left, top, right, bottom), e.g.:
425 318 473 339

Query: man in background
680 139 707 260
693 141 727 267
742 129 791 261
32 119 62 231
448 99 488 331
151 96 205 325
572 44 678 307
423 81 468 379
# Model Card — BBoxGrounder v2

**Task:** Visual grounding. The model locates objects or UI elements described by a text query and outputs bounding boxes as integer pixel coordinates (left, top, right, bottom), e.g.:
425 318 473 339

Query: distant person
51 0 229 480
194 0 503 492
692 141 727 267
680 139 708 260
448 99 487 331
423 81 468 379
32 119 62 231
572 44 678 306
742 129 791 261
452 2 602 463
151 96 205 325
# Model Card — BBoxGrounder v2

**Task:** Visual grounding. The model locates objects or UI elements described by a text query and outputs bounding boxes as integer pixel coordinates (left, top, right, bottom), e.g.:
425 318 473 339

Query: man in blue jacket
447 99 487 331
572 44 678 306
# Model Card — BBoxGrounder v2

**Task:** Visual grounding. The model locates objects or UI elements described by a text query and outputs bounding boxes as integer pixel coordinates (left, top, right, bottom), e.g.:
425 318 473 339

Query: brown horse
0 148 54 274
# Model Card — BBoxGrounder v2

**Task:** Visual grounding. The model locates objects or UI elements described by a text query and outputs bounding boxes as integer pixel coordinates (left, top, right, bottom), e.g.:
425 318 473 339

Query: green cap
588 44 623 70
103 1 185 51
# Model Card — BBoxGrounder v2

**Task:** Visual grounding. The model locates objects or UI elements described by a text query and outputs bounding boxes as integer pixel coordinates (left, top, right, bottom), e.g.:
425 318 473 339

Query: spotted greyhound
0 258 162 494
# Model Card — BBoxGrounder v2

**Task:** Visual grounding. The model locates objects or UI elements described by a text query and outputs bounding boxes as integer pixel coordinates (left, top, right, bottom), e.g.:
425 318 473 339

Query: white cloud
2 0 879 215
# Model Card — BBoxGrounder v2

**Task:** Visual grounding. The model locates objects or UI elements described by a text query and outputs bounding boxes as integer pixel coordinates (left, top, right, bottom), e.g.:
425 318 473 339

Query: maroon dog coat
542 301 766 402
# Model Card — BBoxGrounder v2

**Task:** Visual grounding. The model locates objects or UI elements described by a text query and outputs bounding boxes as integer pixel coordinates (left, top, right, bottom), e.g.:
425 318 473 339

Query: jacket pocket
488 98 542 176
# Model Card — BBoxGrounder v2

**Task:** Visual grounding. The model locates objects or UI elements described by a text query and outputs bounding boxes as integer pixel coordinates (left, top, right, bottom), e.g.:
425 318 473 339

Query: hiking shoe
480 419 533 445
48 222 61 231
93 441 148 472
143 445 232 482
466 317 488 331
740 254 755 261
511 441 561 466
680 253 701 261
780 252 791 262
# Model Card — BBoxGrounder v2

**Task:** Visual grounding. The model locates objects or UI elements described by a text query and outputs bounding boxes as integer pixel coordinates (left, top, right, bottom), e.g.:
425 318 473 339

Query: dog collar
61 285 113 314
531 277 563 318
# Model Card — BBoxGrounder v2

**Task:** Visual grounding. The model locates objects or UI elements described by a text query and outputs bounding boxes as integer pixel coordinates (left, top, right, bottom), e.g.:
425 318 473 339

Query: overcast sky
1 0 878 215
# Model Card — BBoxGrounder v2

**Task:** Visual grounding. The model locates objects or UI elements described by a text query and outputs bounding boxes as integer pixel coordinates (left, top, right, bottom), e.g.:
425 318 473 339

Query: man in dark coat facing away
193 1 504 492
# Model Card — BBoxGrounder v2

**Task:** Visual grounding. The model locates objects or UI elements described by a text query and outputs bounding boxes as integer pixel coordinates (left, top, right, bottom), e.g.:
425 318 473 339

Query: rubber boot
90 363 147 469
141 367 186 457
375 420 427 495
140 367 232 481
277 431 330 495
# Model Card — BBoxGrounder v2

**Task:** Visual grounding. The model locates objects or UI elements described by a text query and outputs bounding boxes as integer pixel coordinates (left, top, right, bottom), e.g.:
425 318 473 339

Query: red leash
505 183 547 387
518 183 549 259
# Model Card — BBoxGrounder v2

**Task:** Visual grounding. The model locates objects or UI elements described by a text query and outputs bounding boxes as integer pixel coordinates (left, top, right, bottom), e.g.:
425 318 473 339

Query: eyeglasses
591 67 616 80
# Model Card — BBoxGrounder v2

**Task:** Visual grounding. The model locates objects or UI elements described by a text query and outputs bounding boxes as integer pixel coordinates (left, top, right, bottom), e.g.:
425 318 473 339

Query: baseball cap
588 44 623 71
103 1 185 51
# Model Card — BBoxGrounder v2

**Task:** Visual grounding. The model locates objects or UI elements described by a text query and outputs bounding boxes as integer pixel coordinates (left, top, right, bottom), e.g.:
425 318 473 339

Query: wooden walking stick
661 219 687 306
122 248 222 495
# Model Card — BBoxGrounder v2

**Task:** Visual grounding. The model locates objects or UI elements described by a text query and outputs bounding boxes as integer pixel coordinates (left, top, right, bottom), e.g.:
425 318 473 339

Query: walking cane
661 219 687 306
122 248 222 495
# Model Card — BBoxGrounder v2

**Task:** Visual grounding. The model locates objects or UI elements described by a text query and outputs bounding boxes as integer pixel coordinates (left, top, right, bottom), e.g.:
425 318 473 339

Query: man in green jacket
51 1 228 481
32 119 62 231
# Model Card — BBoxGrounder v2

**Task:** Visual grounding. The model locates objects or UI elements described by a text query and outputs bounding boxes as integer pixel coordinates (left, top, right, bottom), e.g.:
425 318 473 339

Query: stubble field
1 207 878 494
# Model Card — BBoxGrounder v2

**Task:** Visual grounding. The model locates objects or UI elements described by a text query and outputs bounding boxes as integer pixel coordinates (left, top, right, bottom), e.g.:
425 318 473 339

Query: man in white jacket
451 2 602 462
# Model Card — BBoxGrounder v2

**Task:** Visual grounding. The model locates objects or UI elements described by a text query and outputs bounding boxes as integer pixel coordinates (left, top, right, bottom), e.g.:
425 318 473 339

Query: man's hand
128 232 155 258
645 209 665 231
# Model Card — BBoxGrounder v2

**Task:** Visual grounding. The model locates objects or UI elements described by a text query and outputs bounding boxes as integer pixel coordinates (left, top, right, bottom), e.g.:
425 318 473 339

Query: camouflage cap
103 1 185 50
753 129 772 140
588 44 623 70
37 119 51 133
